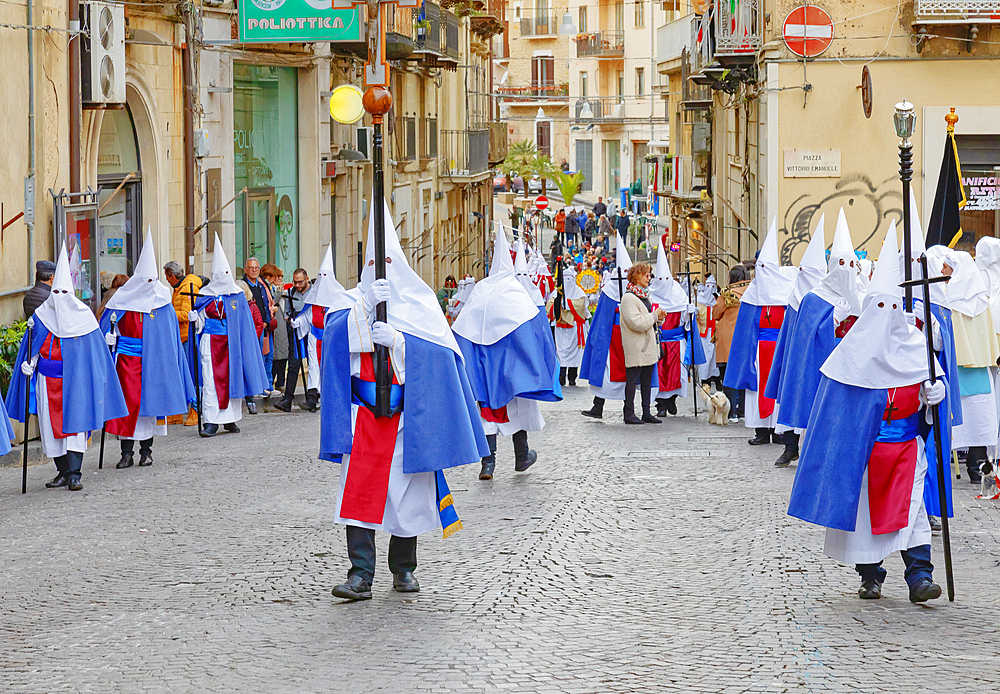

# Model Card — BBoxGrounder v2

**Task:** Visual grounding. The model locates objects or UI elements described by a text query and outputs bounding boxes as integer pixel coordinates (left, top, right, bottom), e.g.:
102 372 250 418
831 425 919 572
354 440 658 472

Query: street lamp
579 101 594 119
894 99 916 310
557 11 577 35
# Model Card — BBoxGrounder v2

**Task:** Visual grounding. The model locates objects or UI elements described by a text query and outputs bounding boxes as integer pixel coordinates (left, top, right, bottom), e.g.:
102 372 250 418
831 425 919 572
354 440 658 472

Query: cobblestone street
2 386 1000 693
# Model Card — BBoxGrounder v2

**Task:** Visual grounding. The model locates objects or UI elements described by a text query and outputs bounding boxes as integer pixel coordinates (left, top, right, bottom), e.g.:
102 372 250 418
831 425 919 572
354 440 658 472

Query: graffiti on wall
779 173 902 265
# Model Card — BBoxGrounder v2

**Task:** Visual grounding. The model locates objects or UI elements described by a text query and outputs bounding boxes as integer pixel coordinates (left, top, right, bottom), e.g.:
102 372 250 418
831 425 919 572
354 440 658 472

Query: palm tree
500 139 536 192
554 171 585 209
529 153 559 195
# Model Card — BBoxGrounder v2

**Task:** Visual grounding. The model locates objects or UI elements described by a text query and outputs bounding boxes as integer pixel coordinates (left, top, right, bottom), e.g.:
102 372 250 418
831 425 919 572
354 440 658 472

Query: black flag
925 128 966 249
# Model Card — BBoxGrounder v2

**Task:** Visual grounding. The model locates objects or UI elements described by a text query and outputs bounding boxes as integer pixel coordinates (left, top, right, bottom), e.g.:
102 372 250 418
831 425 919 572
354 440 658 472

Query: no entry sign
535 195 549 210
782 5 834 58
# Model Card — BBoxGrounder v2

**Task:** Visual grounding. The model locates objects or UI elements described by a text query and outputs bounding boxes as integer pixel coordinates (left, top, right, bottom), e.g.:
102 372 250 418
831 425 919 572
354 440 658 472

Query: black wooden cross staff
21 319 33 494
899 253 954 601
674 264 700 419
184 286 202 432
98 312 118 470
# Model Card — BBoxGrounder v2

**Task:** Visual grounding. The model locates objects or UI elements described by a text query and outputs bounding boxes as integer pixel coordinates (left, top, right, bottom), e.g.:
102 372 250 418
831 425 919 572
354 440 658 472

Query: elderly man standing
23 260 56 318
241 258 275 414
164 260 203 426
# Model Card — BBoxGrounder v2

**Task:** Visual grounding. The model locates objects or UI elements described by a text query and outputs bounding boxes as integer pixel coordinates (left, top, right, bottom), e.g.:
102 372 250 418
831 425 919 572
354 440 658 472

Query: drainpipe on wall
69 0 82 201
181 6 197 274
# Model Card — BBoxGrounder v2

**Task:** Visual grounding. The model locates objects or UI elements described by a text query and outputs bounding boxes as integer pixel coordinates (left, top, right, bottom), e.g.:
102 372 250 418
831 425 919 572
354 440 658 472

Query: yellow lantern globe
330 84 365 124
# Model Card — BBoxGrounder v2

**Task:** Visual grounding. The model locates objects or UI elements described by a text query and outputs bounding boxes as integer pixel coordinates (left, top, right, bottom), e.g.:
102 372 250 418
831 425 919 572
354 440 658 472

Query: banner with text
238 0 363 43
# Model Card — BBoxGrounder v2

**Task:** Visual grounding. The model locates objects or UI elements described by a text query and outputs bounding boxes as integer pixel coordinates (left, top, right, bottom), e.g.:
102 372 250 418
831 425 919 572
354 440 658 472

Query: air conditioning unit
356 127 373 161
81 1 126 107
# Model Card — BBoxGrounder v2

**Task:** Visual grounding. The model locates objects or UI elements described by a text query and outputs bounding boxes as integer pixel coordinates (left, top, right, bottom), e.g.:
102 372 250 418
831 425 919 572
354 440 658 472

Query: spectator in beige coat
619 262 667 424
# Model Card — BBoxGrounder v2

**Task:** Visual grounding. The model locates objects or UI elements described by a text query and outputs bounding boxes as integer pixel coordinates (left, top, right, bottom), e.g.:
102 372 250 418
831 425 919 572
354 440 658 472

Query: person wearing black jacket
274 269 312 412
593 197 607 219
242 258 273 414
22 260 55 318
614 208 631 237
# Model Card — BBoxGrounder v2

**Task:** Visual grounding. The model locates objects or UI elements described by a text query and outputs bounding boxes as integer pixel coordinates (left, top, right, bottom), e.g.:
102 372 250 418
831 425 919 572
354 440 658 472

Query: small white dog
699 384 731 426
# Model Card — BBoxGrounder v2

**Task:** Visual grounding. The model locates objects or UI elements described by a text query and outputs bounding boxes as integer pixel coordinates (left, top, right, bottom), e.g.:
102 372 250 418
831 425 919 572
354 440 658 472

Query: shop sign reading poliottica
783 149 841 178
238 0 363 43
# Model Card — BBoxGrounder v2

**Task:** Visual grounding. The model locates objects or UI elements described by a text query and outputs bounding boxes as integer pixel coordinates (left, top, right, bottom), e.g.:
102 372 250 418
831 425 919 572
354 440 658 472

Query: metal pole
364 87 394 418
185 288 202 432
21 320 33 494
685 262 698 419
900 138 913 312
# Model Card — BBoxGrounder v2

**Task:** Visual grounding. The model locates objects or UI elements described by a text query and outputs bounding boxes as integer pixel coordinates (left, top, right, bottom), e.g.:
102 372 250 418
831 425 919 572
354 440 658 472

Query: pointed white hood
560 264 586 302
515 238 544 307
821 220 930 389
305 245 349 312
601 233 633 301
943 249 990 318
975 236 1000 327
104 227 173 314
789 214 827 311
697 274 718 308
200 234 243 297
33 244 100 338
452 225 540 345
812 209 863 317
648 242 687 312
740 219 795 307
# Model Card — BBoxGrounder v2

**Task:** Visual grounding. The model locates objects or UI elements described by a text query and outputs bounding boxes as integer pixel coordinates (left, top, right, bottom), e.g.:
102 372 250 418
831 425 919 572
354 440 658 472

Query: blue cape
924 303 960 518
579 292 618 388
672 322 707 366
319 309 490 472
0 390 13 455
192 293 270 400
4 318 128 435
455 309 562 409
100 306 197 417
722 302 761 391
765 294 837 429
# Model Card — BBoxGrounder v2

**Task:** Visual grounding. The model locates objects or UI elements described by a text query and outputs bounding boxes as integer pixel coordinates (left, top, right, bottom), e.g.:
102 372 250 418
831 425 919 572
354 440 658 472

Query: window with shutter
536 121 551 157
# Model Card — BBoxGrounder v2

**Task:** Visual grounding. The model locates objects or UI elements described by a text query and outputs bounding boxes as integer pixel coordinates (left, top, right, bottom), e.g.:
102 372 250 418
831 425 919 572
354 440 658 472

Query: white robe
554 325 585 368
480 397 545 436
952 368 998 451
194 313 243 426
36 373 88 458
294 317 322 392
824 442 931 565
744 349 782 430
334 299 439 537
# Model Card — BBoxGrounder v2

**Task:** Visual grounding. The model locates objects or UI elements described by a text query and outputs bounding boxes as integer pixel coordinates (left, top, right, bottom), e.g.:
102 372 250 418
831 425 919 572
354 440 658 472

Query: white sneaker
728 416 739 423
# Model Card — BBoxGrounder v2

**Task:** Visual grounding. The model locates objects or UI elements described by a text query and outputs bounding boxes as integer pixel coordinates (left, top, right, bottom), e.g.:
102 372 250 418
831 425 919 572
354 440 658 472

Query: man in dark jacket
593 197 607 218
22 260 55 318
614 208 631 237
242 257 273 414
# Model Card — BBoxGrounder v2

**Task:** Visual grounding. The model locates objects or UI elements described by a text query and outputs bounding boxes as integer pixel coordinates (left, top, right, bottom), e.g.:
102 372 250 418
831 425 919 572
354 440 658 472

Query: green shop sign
238 0 363 43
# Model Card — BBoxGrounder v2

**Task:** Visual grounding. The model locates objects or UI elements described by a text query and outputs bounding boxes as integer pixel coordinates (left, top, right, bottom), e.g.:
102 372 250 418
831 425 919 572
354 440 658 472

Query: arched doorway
97 105 143 278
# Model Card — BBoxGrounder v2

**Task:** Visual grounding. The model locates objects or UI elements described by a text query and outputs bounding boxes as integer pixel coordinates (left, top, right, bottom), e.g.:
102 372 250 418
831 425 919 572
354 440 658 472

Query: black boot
774 431 799 467
748 428 771 445
200 423 219 438
480 434 497 480
224 423 241 434
137 438 153 467
512 430 537 472
274 398 292 412
66 451 84 491
581 397 604 419
967 446 989 484
559 367 567 387
116 440 135 469
304 388 319 412
663 395 678 416
567 367 578 386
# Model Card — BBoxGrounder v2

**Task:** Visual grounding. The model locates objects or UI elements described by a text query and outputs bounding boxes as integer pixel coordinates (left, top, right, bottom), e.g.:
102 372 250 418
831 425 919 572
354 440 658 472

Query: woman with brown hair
714 265 751 420
619 262 668 424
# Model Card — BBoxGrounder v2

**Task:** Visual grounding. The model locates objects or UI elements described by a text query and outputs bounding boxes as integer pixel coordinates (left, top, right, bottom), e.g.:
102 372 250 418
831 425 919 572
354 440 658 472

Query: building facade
0 0 501 325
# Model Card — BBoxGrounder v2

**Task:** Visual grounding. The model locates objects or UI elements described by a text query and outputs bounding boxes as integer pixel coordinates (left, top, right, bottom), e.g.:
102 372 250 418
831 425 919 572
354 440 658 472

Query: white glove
686 303 697 315
904 312 918 328
188 310 200 323
923 379 946 406
371 321 398 347
363 279 392 313
290 315 305 330
105 331 117 347
20 359 34 376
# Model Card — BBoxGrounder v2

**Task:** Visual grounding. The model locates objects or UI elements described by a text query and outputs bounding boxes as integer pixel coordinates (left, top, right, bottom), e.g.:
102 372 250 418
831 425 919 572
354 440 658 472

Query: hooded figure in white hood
188 236 270 437
789 220 948 604
722 219 795 443
546 257 590 385
99 229 196 468
942 248 1000 483
5 244 128 490
453 227 561 480
320 199 490 600
696 274 720 383
448 276 475 321
279 246 348 412
649 242 703 415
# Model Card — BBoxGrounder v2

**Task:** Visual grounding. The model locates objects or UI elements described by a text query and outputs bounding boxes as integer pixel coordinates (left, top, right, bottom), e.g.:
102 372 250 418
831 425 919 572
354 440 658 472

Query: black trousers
272 358 287 389
624 364 655 417
54 450 84 477
558 366 578 386
121 438 153 456
346 526 417 583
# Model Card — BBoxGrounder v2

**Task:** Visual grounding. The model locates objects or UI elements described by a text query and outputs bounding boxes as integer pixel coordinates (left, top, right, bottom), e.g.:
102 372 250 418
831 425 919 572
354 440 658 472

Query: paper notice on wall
783 149 841 178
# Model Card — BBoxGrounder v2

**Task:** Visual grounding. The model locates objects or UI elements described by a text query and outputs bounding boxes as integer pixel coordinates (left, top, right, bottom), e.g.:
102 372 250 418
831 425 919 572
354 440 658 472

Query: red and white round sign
534 195 549 210
782 5 834 58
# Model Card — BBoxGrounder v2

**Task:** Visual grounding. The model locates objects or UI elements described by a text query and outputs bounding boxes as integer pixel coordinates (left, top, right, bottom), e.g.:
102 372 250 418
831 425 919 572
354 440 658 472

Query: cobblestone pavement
2 386 1000 693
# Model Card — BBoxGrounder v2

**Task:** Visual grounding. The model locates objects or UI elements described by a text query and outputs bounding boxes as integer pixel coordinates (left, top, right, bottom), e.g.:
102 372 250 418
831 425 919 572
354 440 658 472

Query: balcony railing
444 11 460 59
496 82 569 100
442 129 490 176
714 0 762 59
657 13 695 65
573 97 626 121
413 1 442 54
575 30 625 58
690 12 713 74
520 14 558 36
916 0 1000 20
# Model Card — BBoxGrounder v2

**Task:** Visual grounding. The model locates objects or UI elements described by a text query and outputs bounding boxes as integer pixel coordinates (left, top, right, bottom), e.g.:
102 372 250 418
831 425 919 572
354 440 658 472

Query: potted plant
415 18 430 37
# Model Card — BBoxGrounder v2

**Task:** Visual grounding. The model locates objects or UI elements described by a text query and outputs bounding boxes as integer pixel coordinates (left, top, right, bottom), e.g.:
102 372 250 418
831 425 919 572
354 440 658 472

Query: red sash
339 354 400 524
657 312 683 392
39 334 68 439
107 311 144 437
206 300 230 409
480 406 509 423
868 384 921 535
312 305 325 364
610 308 626 382
757 306 785 418
566 301 587 347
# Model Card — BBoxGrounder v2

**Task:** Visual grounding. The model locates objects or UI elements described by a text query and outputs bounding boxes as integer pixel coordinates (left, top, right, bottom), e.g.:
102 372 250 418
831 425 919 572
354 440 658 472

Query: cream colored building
657 0 1000 280
0 0 499 326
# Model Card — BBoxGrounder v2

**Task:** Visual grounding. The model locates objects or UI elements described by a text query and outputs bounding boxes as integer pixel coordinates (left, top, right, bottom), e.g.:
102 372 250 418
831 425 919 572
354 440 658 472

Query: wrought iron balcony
575 30 625 58
713 0 762 65
442 129 490 176
573 97 626 122
496 82 569 100
520 13 558 36
915 0 1000 22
